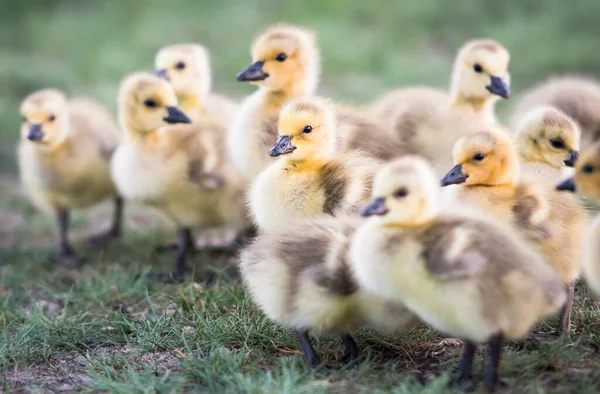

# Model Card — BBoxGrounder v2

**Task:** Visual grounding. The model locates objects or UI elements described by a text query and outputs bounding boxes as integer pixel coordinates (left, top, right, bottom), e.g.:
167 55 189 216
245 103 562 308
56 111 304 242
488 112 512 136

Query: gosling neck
450 94 497 124
262 80 315 115
282 157 330 173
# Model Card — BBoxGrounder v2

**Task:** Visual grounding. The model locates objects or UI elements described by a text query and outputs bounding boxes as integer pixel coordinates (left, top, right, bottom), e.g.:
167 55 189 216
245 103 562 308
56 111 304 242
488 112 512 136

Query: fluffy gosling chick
442 130 588 333
351 156 566 390
111 72 247 278
155 43 238 124
370 39 510 141
515 106 581 183
240 214 416 368
230 24 405 181
557 142 600 297
249 97 380 232
511 76 600 147
18 89 122 266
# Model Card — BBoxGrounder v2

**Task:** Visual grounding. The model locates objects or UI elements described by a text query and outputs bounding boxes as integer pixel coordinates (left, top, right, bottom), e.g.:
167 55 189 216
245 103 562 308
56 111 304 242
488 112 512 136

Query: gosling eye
549 138 565 149
175 61 186 70
21 116 27 123
583 164 594 174
48 114 56 122
473 63 483 73
275 53 287 62
473 153 486 161
302 125 313 134
144 99 158 108
394 187 409 198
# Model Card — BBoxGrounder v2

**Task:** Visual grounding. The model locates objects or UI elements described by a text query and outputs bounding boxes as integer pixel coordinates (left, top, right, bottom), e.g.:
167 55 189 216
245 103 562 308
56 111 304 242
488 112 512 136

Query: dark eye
48 114 56 122
144 99 158 108
302 125 313 134
473 63 483 73
394 187 408 198
175 62 186 70
550 138 565 149
473 153 485 161
583 164 594 174
21 116 27 123
275 53 287 62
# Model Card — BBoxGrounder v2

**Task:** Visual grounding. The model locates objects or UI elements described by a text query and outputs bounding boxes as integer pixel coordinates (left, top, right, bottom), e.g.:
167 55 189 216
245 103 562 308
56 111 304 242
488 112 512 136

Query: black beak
441 164 469 186
155 69 168 80
27 124 44 141
486 76 511 99
361 197 388 217
269 135 296 157
236 61 269 82
556 177 576 192
164 106 191 124
564 150 579 167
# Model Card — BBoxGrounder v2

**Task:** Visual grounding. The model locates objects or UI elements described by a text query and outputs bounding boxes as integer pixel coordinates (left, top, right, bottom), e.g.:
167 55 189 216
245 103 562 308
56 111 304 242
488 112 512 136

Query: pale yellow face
516 106 580 168
20 89 68 146
118 72 190 134
237 25 318 92
447 130 517 186
271 97 336 162
154 44 211 98
364 157 440 226
571 142 600 203
452 40 511 101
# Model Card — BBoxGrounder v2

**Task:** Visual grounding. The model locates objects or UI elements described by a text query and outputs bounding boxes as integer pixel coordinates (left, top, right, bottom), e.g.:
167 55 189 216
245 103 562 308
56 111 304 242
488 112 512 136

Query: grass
3 0 600 392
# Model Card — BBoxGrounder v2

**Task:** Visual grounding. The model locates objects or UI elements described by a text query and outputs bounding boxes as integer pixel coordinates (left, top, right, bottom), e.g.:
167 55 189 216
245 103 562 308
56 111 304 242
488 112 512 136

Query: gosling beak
164 106 191 124
269 135 296 157
556 177 576 192
441 164 469 186
361 197 388 217
154 69 168 80
27 124 44 141
564 150 579 167
236 61 269 82
486 76 511 99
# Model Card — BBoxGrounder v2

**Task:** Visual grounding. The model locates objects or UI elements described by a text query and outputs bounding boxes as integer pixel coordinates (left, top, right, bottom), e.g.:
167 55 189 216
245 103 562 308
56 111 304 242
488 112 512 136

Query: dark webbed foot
296 329 321 369
451 340 476 386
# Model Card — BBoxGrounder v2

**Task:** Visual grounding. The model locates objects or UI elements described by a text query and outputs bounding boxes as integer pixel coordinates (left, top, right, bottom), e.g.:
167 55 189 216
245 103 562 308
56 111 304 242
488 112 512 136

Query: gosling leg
296 329 321 368
454 341 476 384
173 227 193 279
89 197 123 248
483 334 503 392
340 334 360 364
558 282 574 334
57 208 79 268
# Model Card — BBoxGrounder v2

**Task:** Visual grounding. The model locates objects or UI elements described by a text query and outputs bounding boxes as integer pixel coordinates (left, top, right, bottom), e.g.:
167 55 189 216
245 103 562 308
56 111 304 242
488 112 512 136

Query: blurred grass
3 0 600 170
3 1 600 392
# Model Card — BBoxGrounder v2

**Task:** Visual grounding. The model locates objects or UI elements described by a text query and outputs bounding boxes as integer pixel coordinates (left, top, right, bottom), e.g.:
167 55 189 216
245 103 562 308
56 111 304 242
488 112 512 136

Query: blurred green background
2 0 600 171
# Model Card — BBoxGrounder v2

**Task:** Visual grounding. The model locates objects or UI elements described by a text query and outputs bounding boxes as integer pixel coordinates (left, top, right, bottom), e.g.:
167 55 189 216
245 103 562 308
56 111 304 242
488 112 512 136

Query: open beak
361 197 388 217
486 76 511 99
164 106 191 124
155 69 168 80
236 61 269 82
269 135 296 157
556 177 576 192
27 124 44 141
441 164 469 186
564 150 579 167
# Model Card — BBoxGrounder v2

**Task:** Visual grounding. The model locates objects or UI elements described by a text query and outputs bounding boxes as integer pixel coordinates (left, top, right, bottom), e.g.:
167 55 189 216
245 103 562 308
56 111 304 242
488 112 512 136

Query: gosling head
441 129 518 187
361 156 441 227
118 72 191 135
20 89 69 148
236 24 319 94
269 96 336 162
515 106 580 169
557 141 600 202
154 44 211 102
451 39 511 103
